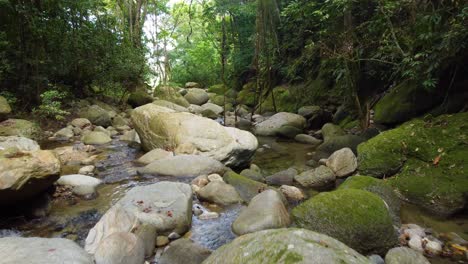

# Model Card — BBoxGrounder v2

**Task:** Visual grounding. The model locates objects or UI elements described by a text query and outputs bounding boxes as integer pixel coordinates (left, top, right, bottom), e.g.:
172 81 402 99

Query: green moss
153 85 190 107
338 175 401 225
374 81 440 125
357 112 468 216
292 189 397 255
223 171 267 202
0 119 42 140
207 84 227 95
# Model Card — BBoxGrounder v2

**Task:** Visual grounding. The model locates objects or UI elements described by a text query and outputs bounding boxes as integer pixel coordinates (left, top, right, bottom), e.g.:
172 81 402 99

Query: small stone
168 232 181 240
156 236 170 247
199 211 219 220
279 185 304 201
78 165 95 176
207 174 223 182
423 238 442 256
404 227 426 239
319 158 327 165
408 235 424 252
192 204 203 216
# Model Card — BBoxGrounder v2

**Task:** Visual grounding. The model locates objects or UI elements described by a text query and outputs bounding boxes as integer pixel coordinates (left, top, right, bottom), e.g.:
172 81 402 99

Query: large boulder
0 96 11 121
357 112 468 216
184 88 209 105
0 237 93 264
201 103 223 116
85 182 192 254
197 181 242 206
0 119 41 140
0 150 61 205
253 112 306 136
159 238 212 264
154 85 191 107
325 148 357 177
292 189 397 254
0 136 40 151
339 175 401 225
374 81 440 125
232 190 290 235
127 90 153 108
79 105 111 127
131 104 257 168
203 228 372 264
94 232 145 264
138 155 225 177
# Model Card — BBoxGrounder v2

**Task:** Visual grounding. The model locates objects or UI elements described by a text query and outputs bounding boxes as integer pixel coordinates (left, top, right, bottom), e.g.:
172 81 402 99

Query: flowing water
0 136 466 262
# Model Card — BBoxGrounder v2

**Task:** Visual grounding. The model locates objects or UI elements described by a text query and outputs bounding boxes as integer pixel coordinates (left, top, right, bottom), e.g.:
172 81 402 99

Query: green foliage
33 89 70 120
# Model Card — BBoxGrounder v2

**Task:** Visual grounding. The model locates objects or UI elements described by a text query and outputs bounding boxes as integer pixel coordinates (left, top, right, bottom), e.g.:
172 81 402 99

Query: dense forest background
0 0 467 125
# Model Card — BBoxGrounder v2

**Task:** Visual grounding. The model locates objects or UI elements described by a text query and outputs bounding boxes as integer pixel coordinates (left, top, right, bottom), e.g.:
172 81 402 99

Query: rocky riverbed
0 89 467 264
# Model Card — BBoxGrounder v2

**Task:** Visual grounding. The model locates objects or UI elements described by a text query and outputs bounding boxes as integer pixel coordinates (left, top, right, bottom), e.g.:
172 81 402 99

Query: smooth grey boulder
94 232 145 264
184 88 209 105
294 165 336 189
325 147 357 177
0 136 40 151
79 105 111 127
0 237 93 264
265 168 297 186
385 247 430 264
253 112 306 136
56 174 102 196
203 228 372 264
295 134 322 146
82 131 111 145
138 155 225 177
232 190 290 235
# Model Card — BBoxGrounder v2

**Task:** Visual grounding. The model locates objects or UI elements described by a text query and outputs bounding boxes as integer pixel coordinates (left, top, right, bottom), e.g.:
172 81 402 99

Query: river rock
358 112 468 216
138 155 225 177
203 228 372 264
0 136 40 151
294 165 336 189
240 168 264 182
79 105 111 127
86 182 192 254
136 148 173 165
159 238 211 264
298 105 321 118
253 112 306 136
232 190 290 235
0 96 11 121
131 104 257 168
292 189 397 254
82 131 111 145
197 181 242 206
201 103 223 115
127 90 153 108
0 150 60 205
112 115 129 128
78 165 95 176
321 123 346 140
224 171 268 202
0 237 93 264
153 99 189 112
184 88 209 105
53 127 74 141
154 86 191 107
71 118 92 129
279 185 305 201
265 168 297 186
185 82 201 88
385 247 430 264
325 147 357 177
56 174 102 196
94 232 145 264
276 125 303 139
207 173 223 182
294 134 322 146
53 146 91 165
318 134 366 155
119 129 140 144
0 119 41 140
188 104 203 114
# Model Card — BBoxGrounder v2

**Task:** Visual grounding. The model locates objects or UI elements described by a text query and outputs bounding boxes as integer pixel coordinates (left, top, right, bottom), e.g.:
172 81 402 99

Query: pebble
424 238 442 255
78 165 95 176
168 232 181 240
199 211 219 220
279 185 305 201
408 235 424 252
207 174 223 182
156 236 170 247
404 228 426 239
192 204 203 216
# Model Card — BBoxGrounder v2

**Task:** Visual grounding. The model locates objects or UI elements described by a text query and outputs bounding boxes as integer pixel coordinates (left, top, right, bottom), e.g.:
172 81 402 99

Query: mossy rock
207 84 227 95
292 189 397 255
339 175 401 225
0 119 42 140
0 96 12 121
127 91 153 108
321 123 345 140
357 112 468 216
317 135 366 155
374 81 441 125
237 82 256 107
154 85 190 107
223 171 267 202
203 228 372 264
276 125 302 139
